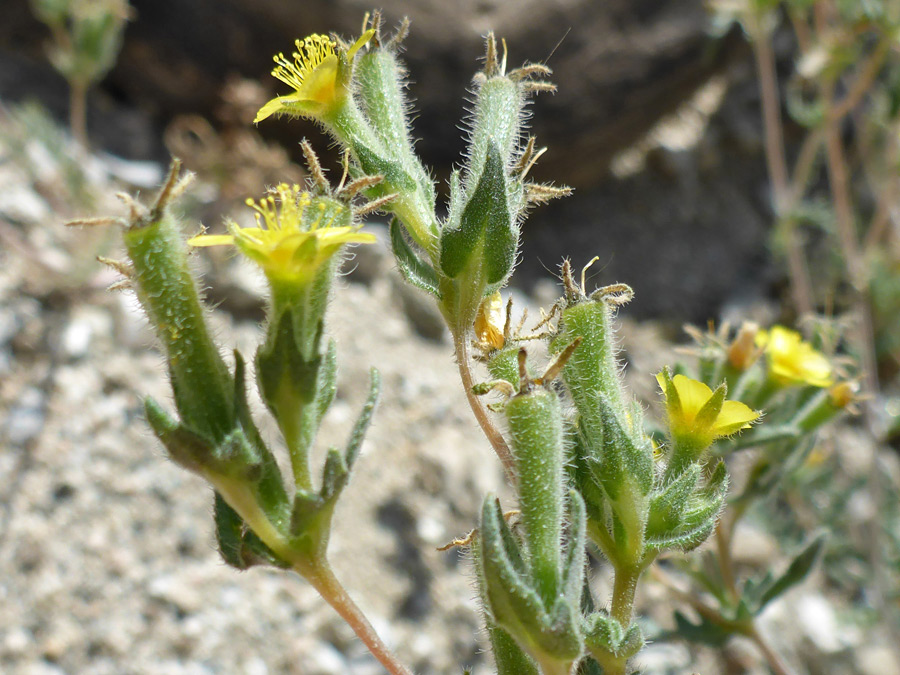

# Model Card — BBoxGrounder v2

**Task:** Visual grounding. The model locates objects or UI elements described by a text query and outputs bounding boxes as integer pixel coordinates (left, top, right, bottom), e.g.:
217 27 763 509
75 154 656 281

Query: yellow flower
189 184 375 284
255 30 374 123
756 326 833 388
657 370 759 448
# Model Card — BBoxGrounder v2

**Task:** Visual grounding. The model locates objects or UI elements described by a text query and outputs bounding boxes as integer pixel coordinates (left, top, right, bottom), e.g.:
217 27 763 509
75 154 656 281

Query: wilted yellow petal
474 291 506 350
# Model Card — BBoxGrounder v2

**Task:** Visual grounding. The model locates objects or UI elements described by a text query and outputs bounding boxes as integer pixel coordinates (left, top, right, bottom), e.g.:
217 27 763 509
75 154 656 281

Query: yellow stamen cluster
271 35 338 98
255 30 374 123
189 184 374 284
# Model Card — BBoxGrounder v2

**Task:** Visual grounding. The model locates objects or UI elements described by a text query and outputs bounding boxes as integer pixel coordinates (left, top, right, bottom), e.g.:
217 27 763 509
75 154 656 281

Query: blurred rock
389 271 446 342
858 644 900 675
731 521 778 567
1 0 733 182
0 179 50 224
794 593 858 654
4 386 46 447
59 306 114 361
344 221 390 286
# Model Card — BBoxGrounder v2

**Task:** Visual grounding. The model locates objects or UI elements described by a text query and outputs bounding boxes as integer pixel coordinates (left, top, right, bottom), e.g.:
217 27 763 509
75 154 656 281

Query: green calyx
121 191 234 442
477 493 586 670
551 279 654 566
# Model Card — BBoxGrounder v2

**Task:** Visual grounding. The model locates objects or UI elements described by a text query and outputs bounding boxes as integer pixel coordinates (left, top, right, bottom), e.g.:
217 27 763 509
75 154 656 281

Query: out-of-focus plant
710 0 899 431
165 77 305 213
67 10 856 674
653 320 859 673
704 0 900 666
30 0 131 147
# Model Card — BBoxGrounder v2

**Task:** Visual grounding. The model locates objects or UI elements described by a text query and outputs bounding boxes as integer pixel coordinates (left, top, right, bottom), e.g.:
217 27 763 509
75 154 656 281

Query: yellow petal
254 97 289 123
298 54 339 103
762 325 833 387
317 226 376 245
187 234 235 247
712 400 760 436
672 374 714 419
348 29 376 59
655 371 668 393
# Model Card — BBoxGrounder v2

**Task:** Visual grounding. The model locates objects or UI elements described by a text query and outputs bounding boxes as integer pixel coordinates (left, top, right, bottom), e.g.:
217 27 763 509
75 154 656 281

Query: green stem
715 515 739 603
586 520 617 566
328 101 438 255
454 333 516 483
69 78 89 149
535 657 575 675
213 449 408 674
750 16 814 317
211 476 295 562
744 621 795 675
541 661 574 675
601 658 628 675
278 413 314 493
610 564 640 627
301 559 415 675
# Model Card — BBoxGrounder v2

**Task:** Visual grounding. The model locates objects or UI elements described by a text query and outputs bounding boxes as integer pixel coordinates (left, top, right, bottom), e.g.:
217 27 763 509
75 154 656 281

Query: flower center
271 35 337 92
245 184 312 234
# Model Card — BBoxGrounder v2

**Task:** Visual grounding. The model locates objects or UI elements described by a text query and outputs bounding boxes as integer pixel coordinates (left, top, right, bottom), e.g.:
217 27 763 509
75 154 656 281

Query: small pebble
5 386 46 446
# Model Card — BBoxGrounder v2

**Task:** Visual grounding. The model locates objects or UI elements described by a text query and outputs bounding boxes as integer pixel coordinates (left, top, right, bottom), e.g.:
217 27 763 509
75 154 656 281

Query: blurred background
1 1 899 674
1 0 774 321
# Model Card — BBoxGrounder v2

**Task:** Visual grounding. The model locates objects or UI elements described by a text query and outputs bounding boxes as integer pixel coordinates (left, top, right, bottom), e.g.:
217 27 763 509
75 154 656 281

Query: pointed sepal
478 496 584 665
390 218 441 297
440 141 516 287
583 611 644 665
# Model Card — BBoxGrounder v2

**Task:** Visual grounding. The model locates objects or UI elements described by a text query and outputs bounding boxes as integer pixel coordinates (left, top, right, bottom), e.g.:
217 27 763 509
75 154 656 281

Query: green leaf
584 611 644 665
646 463 701 539
561 489 587 608
648 461 727 553
576 656 604 675
668 610 731 647
315 339 338 427
232 351 289 520
144 396 214 475
755 533 826 612
489 625 541 675
345 368 381 469
214 492 290 570
478 496 583 663
214 491 251 569
390 218 441 297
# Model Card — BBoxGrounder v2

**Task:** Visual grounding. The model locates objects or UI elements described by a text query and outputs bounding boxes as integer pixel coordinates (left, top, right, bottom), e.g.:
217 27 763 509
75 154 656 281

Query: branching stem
750 23 814 317
302 560 414 675
70 79 89 149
